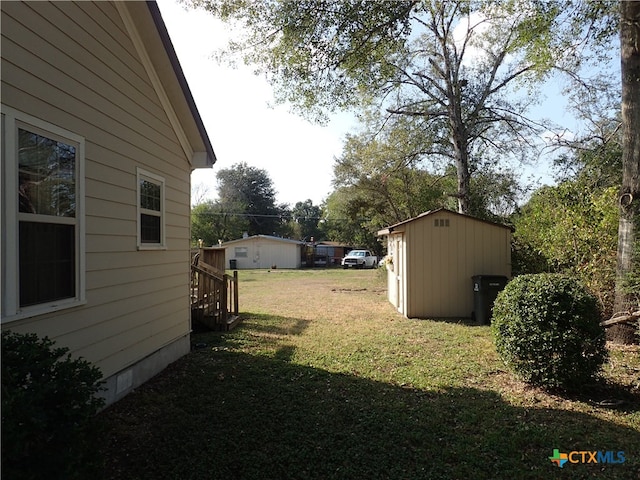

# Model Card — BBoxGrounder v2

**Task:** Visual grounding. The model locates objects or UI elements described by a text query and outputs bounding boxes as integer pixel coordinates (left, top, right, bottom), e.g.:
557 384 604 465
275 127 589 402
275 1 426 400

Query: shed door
392 234 404 312
255 242 261 268
387 238 398 308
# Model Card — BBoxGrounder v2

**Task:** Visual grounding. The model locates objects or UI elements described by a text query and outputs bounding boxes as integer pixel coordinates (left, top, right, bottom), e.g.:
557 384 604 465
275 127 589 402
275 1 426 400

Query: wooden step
191 308 241 332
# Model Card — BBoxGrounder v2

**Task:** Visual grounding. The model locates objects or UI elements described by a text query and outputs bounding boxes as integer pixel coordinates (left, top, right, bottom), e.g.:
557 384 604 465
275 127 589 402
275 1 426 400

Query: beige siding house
216 235 304 270
378 209 511 319
1 1 215 405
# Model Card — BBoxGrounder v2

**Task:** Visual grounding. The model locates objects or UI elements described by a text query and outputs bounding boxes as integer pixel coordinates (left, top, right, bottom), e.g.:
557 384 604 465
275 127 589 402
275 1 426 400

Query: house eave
146 1 216 169
117 1 216 170
221 235 305 247
377 225 405 236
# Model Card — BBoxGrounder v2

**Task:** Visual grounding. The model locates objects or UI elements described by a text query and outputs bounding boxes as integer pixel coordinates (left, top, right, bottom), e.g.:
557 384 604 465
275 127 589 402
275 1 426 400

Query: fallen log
600 310 640 327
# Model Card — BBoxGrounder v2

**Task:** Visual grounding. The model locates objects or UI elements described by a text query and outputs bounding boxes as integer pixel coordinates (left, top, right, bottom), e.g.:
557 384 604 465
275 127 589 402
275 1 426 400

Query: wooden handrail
198 260 226 280
191 263 239 329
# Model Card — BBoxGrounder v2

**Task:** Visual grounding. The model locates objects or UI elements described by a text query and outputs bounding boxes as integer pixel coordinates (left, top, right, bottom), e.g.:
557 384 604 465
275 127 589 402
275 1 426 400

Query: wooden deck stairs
190 255 240 332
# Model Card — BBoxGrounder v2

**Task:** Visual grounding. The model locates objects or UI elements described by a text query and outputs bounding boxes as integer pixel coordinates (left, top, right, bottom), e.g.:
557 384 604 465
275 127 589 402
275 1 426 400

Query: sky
157 0 355 207
157 0 615 208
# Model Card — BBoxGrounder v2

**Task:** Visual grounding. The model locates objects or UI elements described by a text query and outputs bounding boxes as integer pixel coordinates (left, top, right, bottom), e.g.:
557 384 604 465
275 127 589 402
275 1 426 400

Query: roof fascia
146 1 216 168
378 208 513 235
115 1 216 169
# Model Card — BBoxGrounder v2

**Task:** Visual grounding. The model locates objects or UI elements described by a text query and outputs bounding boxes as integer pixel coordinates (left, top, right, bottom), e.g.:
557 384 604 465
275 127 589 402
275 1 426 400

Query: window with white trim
136 168 165 249
1 108 85 320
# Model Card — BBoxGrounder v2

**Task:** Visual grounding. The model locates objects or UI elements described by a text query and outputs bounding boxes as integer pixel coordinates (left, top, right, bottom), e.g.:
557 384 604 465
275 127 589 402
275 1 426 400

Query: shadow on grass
192 313 311 339
102 339 640 480
423 316 482 327
554 381 640 415
239 313 312 337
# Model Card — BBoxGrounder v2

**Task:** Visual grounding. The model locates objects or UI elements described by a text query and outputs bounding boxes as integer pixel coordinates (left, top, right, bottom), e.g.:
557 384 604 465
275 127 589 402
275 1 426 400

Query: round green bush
492 274 607 390
1 331 105 480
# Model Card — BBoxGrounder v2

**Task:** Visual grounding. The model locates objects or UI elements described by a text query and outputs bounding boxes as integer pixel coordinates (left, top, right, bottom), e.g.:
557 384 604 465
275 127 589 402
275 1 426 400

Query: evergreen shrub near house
1 331 105 480
492 274 607 390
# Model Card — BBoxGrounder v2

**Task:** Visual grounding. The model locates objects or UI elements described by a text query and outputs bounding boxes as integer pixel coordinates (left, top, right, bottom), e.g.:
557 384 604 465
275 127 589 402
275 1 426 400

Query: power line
191 211 370 222
192 211 321 219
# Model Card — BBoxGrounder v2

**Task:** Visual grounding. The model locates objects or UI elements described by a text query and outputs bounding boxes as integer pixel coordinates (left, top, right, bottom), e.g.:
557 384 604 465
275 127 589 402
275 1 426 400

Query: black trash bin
229 259 237 269
472 275 508 325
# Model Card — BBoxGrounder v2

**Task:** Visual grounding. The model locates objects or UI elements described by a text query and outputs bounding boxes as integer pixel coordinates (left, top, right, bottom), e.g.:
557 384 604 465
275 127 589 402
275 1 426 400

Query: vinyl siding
1 2 192 379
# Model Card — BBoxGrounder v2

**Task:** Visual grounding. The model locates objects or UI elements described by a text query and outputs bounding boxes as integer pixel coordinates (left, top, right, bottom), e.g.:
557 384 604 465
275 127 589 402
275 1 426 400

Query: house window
234 247 248 258
434 218 450 227
137 168 165 249
2 108 85 319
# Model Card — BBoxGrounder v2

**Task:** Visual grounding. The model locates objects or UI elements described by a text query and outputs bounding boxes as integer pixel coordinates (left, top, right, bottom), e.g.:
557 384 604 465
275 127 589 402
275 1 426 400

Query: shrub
1 331 105 480
492 274 607 390
513 184 619 316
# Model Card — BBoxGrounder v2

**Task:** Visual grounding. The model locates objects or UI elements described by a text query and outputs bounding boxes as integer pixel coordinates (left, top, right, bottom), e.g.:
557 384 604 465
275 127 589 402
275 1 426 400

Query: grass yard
101 269 640 479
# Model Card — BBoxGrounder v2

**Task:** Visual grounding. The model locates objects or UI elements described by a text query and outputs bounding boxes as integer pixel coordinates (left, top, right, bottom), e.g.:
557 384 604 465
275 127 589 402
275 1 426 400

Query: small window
234 247 248 258
137 168 165 249
434 218 450 227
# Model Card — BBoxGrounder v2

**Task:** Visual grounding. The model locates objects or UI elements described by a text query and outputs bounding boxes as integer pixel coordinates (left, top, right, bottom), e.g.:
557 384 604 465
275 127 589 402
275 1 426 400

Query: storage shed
377 208 511 319
314 241 351 266
216 235 304 269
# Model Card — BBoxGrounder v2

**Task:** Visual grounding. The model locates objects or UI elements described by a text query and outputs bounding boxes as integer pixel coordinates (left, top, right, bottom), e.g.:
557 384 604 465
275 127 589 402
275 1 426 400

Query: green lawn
101 269 640 479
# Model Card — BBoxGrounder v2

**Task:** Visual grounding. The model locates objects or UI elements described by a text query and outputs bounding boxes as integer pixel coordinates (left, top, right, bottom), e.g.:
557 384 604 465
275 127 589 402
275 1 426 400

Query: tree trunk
455 152 471 215
610 1 640 344
450 114 471 215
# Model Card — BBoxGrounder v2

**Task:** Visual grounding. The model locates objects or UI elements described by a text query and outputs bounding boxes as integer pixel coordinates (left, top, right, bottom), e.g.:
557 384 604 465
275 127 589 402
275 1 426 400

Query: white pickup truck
341 250 378 269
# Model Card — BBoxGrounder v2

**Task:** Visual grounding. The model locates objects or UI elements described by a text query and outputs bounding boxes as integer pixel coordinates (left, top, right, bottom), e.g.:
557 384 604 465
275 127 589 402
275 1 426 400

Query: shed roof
315 241 351 247
377 208 513 236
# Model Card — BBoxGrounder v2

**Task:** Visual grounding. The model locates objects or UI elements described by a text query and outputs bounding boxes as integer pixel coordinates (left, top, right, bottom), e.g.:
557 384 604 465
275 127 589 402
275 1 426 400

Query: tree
187 0 612 214
514 182 619 314
332 115 456 226
327 111 522 246
615 1 640 314
216 162 287 237
290 199 324 241
322 188 384 253
191 163 292 244
514 118 622 314
191 200 248 246
468 168 524 222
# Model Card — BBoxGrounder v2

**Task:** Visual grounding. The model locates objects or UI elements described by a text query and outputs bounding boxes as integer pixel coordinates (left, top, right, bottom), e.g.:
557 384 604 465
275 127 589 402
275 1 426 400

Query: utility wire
192 211 370 222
